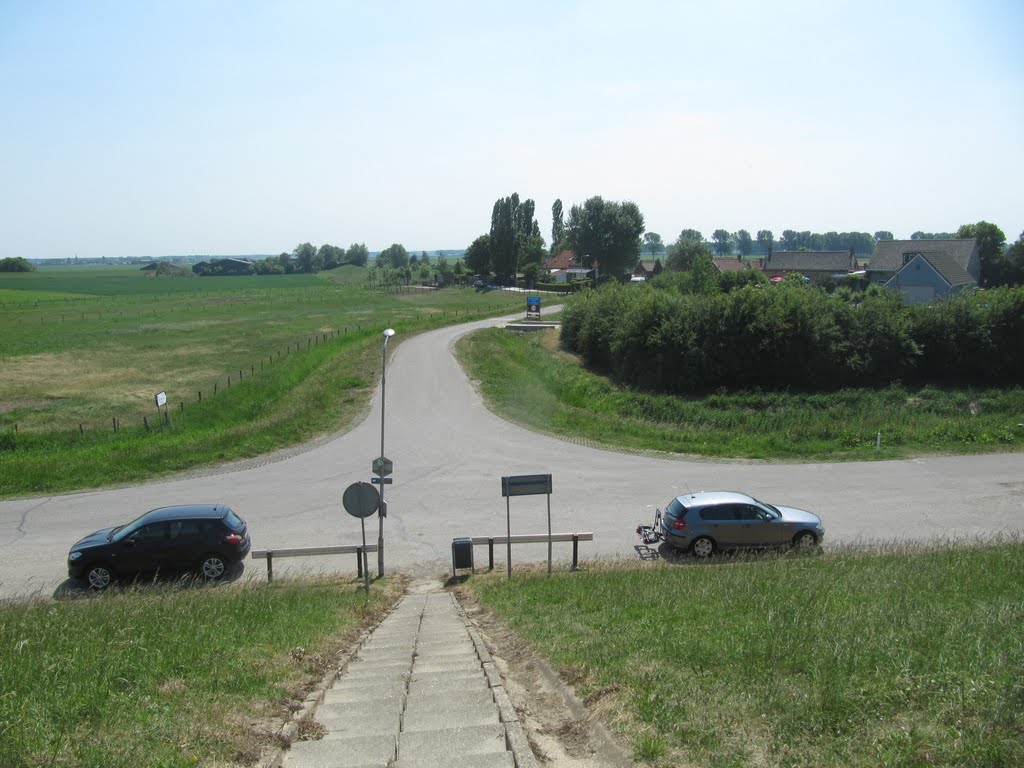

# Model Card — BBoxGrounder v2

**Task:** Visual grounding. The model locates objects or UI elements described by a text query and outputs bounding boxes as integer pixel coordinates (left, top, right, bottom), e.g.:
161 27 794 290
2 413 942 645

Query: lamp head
383 328 396 338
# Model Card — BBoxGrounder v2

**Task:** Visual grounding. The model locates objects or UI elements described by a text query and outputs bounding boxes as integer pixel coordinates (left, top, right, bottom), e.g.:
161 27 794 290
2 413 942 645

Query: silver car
658 491 824 557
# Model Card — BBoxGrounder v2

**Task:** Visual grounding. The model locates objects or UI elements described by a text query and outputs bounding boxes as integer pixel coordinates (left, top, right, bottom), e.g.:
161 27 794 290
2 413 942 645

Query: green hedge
560 283 1024 393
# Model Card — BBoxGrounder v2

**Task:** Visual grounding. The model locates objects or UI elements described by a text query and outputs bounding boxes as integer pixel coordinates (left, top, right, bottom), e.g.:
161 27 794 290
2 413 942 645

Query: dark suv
67 504 251 589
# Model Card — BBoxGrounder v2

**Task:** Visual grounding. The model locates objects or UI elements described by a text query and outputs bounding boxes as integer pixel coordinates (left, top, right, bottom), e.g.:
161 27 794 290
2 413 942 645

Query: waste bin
451 537 474 576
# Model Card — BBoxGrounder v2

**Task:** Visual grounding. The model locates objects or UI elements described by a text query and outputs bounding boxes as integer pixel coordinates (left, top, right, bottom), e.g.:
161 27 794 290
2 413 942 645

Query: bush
560 281 1024 393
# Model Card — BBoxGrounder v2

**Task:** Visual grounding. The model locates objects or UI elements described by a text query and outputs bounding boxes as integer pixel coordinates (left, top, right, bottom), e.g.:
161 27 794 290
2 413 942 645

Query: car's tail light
224 533 244 545
671 518 687 531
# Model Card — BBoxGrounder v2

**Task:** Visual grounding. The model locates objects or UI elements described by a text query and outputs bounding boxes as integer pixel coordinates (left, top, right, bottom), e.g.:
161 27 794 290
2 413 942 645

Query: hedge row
559 283 1024 393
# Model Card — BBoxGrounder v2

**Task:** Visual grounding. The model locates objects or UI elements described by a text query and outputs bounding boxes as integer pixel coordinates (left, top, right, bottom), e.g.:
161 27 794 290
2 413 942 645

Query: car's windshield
106 525 123 540
754 499 781 518
110 511 154 542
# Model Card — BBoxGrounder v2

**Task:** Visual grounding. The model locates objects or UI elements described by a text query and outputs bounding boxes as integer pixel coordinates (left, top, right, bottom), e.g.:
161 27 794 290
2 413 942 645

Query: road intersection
1 311 1021 598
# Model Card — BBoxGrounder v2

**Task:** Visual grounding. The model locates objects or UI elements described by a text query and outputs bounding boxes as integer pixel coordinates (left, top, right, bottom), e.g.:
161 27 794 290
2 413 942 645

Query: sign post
526 295 541 319
500 474 553 578
343 481 380 593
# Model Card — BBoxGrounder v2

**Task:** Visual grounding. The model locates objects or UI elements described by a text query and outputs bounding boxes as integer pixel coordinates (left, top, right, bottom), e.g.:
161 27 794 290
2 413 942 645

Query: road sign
155 391 167 408
526 295 540 319
372 456 393 477
371 476 393 485
501 473 552 497
343 482 379 518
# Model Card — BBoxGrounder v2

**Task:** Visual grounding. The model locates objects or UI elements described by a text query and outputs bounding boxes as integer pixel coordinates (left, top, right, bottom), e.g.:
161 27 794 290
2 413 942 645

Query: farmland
0 264 525 495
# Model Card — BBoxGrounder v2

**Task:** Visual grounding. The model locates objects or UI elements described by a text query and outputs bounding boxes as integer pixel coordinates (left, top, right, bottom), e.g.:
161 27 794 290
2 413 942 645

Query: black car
67 504 251 589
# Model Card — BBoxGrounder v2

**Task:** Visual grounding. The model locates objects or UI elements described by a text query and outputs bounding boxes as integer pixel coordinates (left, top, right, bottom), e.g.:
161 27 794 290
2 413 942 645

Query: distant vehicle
629 275 647 283
639 491 824 557
67 504 251 589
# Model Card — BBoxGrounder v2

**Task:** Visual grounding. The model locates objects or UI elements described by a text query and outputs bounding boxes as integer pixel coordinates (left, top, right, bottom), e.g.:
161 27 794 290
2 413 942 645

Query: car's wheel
792 531 817 551
199 554 227 581
86 564 114 591
690 537 716 558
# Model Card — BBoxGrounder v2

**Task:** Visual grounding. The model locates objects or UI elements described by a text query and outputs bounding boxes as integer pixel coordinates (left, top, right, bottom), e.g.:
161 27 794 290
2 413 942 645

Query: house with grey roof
883 252 978 304
866 239 980 286
762 249 857 281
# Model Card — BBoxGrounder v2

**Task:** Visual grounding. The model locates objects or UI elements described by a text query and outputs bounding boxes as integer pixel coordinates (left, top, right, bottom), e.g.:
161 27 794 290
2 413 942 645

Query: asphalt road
1 311 1022 598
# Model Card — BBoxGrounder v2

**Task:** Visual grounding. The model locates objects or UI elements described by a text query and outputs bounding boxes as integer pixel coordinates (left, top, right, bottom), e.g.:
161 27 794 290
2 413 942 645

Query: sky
1 0 1022 259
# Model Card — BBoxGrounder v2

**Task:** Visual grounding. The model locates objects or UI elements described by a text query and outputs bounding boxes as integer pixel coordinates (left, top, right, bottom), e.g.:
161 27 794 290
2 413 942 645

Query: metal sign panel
343 482 379 518
526 295 541 318
501 473 552 497
155 391 167 408
372 456 393 477
370 476 393 485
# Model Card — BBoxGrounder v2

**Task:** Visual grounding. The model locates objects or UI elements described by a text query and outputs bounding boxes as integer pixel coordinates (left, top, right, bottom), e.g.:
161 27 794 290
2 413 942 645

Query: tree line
249 242 371 275
560 274 1024 394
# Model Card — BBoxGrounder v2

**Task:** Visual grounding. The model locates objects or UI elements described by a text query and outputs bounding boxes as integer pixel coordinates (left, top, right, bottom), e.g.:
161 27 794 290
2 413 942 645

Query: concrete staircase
281 592 536 768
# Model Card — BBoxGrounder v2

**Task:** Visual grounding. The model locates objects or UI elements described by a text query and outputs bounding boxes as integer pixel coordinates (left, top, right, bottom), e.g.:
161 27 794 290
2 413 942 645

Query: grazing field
0 576 402 768
0 265 525 496
470 541 1024 767
455 327 1024 460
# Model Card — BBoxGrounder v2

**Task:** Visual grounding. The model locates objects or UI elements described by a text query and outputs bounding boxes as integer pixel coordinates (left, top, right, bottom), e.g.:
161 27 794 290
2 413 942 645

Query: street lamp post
377 328 395 578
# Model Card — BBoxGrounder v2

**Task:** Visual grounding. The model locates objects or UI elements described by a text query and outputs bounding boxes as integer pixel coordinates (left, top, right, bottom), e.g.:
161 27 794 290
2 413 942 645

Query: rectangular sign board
155 391 167 408
526 295 541 319
501 473 552 497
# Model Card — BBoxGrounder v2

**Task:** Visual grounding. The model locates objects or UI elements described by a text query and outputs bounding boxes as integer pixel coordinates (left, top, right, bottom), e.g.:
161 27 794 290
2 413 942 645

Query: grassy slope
472 542 1024 767
0 577 402 768
455 327 1024 460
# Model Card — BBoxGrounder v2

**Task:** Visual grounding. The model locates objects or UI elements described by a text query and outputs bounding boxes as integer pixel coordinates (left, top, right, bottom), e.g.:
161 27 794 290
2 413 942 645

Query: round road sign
343 482 380 518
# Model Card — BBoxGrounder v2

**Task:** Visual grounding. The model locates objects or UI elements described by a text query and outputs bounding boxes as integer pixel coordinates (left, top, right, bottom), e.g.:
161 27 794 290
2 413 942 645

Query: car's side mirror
123 538 136 547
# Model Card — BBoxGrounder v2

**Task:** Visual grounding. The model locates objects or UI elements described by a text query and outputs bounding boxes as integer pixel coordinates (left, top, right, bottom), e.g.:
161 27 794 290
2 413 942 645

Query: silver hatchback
658 490 824 557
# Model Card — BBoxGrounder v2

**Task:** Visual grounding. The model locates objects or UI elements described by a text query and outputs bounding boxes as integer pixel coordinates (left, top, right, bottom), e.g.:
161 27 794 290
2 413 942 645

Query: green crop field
0 264 528 495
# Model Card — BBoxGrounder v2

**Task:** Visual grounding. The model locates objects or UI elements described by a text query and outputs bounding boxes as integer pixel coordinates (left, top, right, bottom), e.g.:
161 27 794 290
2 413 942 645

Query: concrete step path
281 591 537 768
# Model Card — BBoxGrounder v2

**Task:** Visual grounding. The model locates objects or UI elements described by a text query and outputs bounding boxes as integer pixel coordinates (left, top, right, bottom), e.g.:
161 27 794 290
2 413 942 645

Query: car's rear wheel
199 554 227 581
86 564 114 591
690 536 716 558
792 531 817 551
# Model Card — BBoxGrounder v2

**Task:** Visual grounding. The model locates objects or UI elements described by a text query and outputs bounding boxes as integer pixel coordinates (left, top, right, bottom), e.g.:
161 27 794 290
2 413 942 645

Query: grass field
0 264 526 496
0 576 402 768
455 327 1024 460
470 541 1024 767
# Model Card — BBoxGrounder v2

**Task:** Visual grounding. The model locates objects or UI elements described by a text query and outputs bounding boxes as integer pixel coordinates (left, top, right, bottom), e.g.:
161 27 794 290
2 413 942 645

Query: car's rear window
665 498 686 518
222 509 246 532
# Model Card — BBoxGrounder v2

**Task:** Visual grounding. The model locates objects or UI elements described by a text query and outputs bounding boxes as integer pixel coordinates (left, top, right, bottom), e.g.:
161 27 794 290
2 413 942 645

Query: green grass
471 541 1024 767
0 576 402 768
0 267 527 495
455 328 1024 460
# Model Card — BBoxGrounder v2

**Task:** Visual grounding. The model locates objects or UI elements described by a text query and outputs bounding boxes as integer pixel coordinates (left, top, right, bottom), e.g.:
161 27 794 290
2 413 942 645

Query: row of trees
642 229 897 258
649 222 1023 288
253 242 370 274
561 278 1024 394
465 194 645 284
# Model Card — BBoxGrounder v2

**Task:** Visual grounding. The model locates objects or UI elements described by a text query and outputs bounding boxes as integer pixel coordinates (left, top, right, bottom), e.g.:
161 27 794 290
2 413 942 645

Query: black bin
451 537 474 575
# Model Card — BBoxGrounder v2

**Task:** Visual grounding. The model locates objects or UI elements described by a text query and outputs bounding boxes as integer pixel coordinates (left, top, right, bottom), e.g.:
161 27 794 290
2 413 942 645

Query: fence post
143 416 149 431
266 551 273 582
572 534 579 571
356 547 363 578
488 538 494 571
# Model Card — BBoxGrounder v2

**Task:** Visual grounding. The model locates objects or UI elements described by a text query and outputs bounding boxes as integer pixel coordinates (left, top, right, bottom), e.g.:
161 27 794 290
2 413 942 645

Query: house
762 250 857 281
884 252 977 304
633 259 664 279
548 267 592 284
866 239 980 286
542 249 580 273
711 256 747 274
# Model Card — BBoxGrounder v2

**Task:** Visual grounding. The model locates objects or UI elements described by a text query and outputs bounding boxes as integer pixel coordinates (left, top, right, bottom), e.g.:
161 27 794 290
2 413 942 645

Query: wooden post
143 416 149 431
266 551 273 582
572 535 579 571
356 547 363 578
488 538 494 571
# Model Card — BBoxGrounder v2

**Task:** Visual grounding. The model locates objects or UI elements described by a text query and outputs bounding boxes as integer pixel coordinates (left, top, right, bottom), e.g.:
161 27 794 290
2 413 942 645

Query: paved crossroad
1 311 1022 598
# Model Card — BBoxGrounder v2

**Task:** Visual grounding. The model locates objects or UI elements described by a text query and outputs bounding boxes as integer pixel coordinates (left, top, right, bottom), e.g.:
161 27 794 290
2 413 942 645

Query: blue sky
2 0 1022 259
